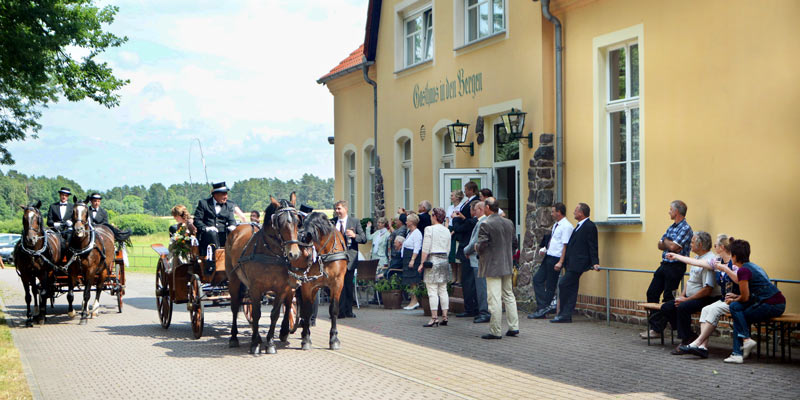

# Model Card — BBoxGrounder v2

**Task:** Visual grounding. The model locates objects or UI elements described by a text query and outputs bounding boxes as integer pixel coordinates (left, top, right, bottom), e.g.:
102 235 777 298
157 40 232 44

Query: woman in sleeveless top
418 208 452 327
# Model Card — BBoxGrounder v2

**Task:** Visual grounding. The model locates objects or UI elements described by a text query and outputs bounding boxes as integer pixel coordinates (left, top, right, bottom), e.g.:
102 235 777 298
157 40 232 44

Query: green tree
0 0 128 164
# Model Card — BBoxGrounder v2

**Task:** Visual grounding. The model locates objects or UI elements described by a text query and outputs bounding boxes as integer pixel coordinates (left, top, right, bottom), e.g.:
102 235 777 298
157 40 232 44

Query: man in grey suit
331 200 366 318
463 201 491 323
476 197 519 339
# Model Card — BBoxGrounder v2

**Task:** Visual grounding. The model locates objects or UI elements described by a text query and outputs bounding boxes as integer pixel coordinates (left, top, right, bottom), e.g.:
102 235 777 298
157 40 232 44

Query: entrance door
439 168 492 209
493 163 520 234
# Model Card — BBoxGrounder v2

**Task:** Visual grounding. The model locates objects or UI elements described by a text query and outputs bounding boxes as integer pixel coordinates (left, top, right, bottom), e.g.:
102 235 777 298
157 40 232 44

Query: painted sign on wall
413 69 483 109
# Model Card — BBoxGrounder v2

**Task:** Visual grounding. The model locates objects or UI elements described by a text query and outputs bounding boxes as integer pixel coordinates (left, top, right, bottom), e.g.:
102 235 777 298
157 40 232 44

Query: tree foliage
0 0 128 164
0 170 335 230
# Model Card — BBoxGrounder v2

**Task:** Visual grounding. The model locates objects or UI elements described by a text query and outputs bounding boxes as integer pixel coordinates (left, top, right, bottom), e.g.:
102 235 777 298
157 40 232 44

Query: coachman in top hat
46 187 74 257
193 182 237 268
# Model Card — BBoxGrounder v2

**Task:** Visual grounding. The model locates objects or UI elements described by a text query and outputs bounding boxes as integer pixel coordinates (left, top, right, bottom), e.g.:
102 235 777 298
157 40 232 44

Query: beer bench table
638 303 800 362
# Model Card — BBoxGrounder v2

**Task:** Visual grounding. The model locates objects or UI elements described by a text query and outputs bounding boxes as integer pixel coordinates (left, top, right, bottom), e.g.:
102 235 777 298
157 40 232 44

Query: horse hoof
301 341 312 351
229 338 240 348
36 318 45 326
329 340 341 351
279 335 289 343
265 345 277 355
68 311 75 318
249 343 261 354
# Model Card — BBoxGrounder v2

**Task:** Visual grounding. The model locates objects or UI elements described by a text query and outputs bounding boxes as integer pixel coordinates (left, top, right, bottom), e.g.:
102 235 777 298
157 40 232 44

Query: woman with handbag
418 208 452 327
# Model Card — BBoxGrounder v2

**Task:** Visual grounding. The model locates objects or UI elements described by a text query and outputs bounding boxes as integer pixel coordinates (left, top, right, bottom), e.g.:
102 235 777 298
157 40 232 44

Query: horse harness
18 208 60 272
294 224 350 285
64 205 109 270
232 206 308 282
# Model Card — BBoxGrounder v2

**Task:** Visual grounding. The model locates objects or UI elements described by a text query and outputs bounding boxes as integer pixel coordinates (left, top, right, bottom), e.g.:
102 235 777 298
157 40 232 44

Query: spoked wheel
188 274 204 339
242 302 253 324
155 259 173 329
288 299 299 334
115 262 124 313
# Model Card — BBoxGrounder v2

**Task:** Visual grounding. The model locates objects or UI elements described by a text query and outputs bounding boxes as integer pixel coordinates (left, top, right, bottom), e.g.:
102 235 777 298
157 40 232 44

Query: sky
5 0 369 190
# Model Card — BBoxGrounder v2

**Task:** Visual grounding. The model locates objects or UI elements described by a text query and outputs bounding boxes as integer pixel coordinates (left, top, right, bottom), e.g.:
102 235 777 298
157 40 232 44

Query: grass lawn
125 232 169 274
0 309 32 400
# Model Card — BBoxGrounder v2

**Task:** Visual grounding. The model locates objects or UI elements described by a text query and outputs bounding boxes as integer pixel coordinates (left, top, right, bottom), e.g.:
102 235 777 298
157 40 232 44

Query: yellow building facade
319 0 800 313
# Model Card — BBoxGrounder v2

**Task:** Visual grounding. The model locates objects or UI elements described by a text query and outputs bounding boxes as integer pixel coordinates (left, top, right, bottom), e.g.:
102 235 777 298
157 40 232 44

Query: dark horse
295 212 349 350
14 201 64 326
225 193 307 355
68 197 116 324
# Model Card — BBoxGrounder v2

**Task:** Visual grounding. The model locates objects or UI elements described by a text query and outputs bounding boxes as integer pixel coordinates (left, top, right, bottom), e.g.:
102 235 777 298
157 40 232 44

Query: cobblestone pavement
0 269 798 400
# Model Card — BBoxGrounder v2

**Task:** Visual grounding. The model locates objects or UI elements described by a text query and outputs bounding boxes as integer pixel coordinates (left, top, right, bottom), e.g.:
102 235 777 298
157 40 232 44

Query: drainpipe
539 0 564 203
362 57 378 219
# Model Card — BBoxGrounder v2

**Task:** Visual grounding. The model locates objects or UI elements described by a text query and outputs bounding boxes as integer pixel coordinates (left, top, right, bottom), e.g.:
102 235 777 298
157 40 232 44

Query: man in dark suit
88 193 109 226
193 182 237 267
476 197 520 339
451 181 480 317
331 200 366 318
47 187 74 258
551 203 600 323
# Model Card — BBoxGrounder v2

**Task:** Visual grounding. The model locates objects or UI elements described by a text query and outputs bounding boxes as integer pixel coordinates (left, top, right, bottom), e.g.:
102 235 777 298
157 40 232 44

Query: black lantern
447 119 474 156
500 108 533 148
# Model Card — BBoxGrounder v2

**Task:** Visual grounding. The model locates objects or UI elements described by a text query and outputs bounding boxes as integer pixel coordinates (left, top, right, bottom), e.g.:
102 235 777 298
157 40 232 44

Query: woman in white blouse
401 213 423 309
366 217 391 275
418 208 453 327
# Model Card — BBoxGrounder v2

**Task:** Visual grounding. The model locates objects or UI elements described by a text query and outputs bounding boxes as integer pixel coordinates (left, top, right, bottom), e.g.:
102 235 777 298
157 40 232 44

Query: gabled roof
363 0 382 62
317 44 366 84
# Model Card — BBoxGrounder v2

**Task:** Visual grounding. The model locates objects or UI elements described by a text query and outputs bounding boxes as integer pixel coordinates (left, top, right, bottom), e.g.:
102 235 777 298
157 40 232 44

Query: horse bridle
64 203 100 268
270 206 303 256
18 207 59 270
292 223 349 284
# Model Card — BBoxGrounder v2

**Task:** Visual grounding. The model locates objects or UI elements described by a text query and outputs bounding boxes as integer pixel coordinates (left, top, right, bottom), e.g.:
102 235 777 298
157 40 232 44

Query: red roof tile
318 44 365 83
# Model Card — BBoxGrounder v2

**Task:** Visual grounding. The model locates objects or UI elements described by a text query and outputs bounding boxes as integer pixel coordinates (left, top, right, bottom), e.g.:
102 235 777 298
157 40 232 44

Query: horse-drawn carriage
150 226 288 339
49 247 126 313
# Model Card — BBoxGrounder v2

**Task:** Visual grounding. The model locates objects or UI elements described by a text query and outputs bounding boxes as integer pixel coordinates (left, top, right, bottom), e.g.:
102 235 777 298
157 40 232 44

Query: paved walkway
0 269 797 399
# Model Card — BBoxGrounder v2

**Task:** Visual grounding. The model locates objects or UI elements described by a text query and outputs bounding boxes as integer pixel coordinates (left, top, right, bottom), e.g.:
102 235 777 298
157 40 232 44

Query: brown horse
225 193 307 355
68 197 115 324
295 212 349 350
14 201 64 326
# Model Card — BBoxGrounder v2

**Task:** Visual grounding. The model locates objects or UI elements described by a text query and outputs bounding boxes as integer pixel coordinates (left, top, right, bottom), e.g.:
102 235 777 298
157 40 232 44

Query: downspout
362 57 378 219
540 0 564 203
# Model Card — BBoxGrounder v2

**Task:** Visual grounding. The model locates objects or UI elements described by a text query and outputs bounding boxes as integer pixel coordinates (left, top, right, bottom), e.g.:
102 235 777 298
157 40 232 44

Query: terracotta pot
421 296 443 316
381 290 403 309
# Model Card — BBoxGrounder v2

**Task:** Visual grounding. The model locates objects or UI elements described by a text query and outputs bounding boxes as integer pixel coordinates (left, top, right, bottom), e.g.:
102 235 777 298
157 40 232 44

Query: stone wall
515 133 555 310
373 156 385 218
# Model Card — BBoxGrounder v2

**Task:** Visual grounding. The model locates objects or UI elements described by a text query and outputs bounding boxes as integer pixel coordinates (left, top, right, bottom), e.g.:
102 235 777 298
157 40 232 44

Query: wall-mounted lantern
447 119 474 156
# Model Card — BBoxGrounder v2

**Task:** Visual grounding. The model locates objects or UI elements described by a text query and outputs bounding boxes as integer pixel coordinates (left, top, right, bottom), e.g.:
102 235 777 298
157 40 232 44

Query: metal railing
596 267 800 326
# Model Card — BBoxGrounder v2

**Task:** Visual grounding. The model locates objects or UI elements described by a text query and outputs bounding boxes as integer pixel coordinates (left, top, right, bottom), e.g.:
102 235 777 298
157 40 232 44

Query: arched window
442 133 454 168
364 146 376 217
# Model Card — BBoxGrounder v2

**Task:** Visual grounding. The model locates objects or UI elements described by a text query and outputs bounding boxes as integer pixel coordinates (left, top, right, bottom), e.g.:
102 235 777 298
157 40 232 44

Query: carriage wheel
288 299 299 334
242 302 253 324
115 262 124 313
188 274 204 339
155 260 172 329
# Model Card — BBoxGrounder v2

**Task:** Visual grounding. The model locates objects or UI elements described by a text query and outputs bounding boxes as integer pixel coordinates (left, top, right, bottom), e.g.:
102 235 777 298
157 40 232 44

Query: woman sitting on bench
668 234 737 358
723 238 785 364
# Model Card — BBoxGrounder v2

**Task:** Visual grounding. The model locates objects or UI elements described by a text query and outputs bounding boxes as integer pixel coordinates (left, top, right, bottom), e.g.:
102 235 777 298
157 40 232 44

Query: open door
439 168 493 208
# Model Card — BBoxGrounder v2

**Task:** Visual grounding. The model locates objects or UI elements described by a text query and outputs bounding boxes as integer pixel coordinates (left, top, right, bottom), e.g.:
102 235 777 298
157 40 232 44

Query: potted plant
375 275 404 309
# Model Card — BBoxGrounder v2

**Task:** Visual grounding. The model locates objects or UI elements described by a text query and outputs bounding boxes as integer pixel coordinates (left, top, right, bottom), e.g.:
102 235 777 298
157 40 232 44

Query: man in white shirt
528 203 574 319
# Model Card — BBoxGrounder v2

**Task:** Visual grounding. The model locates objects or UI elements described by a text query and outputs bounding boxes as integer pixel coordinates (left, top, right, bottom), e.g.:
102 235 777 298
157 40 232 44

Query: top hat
299 205 313 214
58 187 72 195
89 193 102 200
211 182 229 193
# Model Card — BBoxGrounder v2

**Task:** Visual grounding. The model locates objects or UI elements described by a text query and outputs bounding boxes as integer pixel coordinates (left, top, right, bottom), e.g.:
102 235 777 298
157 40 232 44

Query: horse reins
64 204 107 269
293 223 349 285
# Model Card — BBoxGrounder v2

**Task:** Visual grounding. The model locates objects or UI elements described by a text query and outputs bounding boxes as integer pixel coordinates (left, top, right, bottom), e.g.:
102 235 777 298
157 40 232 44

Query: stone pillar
374 156 385 218
515 134 555 309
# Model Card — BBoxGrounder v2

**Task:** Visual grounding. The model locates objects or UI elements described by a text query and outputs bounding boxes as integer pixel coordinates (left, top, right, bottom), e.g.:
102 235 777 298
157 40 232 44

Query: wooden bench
637 303 676 346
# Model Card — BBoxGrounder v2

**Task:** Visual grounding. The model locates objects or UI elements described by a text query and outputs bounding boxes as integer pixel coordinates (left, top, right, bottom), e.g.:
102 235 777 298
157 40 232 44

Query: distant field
126 232 169 273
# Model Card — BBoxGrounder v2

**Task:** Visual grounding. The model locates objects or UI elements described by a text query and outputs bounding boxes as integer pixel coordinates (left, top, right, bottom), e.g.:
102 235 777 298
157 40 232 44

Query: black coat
452 196 479 243
417 212 432 235
193 198 237 233
90 207 109 226
563 219 599 272
46 202 73 229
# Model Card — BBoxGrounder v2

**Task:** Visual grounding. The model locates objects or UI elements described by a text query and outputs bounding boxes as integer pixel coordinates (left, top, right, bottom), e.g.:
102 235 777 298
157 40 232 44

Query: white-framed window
401 139 413 210
346 151 356 218
606 41 640 217
365 147 376 217
465 0 505 44
441 134 454 168
404 7 433 67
